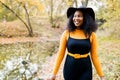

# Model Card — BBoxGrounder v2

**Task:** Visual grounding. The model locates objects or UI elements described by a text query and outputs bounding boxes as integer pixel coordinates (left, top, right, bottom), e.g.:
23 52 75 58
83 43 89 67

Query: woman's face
73 10 83 28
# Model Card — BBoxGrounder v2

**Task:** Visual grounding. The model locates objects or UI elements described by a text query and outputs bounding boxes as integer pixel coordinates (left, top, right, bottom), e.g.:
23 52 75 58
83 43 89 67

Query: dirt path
38 53 65 80
0 37 44 44
0 35 60 45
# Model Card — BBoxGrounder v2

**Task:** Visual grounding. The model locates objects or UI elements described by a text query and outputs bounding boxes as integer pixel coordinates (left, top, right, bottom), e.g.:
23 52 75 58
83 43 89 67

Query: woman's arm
90 32 104 77
52 30 68 75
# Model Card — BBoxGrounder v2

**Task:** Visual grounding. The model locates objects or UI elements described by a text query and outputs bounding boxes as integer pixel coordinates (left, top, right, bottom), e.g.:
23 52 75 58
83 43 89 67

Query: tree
105 0 120 19
50 0 53 27
66 0 89 7
81 0 89 7
42 0 67 28
96 0 120 21
66 0 74 7
74 0 78 7
0 0 44 37
0 1 33 36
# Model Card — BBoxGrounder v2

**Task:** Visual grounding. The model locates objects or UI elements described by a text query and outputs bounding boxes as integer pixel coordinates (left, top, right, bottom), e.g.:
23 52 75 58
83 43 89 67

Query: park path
0 37 41 44
38 53 65 80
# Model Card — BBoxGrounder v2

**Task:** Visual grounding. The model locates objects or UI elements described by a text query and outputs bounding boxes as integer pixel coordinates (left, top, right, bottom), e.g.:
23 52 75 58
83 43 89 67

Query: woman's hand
47 75 56 80
100 76 105 80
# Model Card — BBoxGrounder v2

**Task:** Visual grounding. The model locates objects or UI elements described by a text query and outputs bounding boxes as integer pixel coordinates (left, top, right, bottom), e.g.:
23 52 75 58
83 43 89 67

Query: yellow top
52 29 104 77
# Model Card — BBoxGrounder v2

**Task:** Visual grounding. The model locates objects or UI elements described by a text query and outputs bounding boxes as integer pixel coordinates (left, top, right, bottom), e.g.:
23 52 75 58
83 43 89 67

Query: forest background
0 0 120 80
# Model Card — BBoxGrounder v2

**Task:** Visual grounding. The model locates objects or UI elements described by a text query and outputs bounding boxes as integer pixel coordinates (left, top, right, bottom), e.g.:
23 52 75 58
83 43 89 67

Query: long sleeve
52 30 68 75
90 32 104 77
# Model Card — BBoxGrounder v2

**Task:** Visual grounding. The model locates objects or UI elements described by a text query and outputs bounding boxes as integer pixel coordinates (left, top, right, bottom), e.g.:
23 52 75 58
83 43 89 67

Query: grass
0 40 59 69
93 35 120 80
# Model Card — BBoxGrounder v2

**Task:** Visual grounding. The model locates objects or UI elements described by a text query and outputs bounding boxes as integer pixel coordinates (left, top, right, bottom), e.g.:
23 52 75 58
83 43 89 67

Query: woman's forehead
74 10 83 15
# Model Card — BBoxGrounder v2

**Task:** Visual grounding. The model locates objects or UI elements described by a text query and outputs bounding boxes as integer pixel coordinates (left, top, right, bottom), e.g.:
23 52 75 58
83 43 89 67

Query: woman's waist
67 52 89 59
67 49 90 54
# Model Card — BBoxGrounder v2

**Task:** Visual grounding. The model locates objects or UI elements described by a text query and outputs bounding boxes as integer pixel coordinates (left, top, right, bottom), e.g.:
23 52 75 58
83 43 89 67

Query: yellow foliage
98 0 120 20
37 4 44 11
0 0 4 2
16 0 26 3
28 0 44 11
29 0 38 5
106 0 120 11
16 0 44 12
0 0 44 17
0 0 5 3
66 0 73 6
0 6 2 13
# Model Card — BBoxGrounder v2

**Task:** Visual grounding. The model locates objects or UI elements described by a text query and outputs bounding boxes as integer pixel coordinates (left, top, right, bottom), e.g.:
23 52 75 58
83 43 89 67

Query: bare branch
23 4 33 37
0 1 32 37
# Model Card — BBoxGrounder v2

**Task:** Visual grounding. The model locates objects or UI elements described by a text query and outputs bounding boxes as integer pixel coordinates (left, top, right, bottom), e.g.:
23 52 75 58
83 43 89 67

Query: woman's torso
67 29 91 54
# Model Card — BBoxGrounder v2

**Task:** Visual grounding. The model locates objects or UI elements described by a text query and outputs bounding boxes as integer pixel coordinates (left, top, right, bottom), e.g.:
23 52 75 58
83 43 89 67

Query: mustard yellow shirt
52 29 104 77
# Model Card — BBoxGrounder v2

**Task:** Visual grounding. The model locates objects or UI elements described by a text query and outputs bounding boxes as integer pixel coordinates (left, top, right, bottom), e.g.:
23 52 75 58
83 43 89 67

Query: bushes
0 9 17 21
99 17 120 39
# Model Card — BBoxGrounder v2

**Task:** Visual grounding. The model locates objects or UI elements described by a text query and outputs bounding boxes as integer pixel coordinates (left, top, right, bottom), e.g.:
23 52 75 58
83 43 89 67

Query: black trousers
63 55 92 80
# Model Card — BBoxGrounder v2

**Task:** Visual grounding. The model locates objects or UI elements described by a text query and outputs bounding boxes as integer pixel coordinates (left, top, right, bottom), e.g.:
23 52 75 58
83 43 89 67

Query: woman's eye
78 15 83 17
74 15 83 18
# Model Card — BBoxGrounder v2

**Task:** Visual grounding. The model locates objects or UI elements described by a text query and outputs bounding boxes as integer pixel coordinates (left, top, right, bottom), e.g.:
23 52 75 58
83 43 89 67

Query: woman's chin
74 23 82 27
75 25 81 27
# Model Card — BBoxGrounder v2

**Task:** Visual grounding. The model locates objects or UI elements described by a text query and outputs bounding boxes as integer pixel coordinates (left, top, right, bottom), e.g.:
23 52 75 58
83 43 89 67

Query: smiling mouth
74 21 80 25
75 21 79 24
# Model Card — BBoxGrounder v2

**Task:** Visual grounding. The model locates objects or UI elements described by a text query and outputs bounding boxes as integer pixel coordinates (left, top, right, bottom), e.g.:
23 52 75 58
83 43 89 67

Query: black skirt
63 55 92 80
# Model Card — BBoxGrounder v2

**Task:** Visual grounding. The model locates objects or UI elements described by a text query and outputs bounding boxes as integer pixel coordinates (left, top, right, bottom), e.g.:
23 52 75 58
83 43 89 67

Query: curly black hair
67 10 98 38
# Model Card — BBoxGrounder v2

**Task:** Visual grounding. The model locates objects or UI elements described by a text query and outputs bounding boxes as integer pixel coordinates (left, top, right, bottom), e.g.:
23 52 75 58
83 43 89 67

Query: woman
49 6 105 80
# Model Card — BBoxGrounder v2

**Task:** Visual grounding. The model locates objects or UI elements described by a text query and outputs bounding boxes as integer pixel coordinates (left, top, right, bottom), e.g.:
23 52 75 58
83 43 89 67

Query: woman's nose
75 16 79 19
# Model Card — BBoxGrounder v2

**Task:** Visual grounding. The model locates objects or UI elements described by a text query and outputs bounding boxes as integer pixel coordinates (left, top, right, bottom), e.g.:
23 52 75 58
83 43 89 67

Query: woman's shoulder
91 32 96 36
62 29 69 35
90 32 97 40
61 29 69 39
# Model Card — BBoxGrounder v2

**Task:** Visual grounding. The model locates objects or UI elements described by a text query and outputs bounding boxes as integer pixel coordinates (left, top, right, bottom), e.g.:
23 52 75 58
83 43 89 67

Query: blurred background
0 0 120 80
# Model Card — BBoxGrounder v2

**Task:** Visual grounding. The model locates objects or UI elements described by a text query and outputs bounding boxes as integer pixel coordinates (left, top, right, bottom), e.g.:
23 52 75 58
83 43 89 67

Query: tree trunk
23 5 33 37
74 0 78 7
50 0 54 27
0 1 33 37
69 0 74 7
81 0 89 7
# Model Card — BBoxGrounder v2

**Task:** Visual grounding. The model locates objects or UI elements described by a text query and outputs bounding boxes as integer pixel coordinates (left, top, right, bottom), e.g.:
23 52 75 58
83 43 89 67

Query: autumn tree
66 0 74 7
74 0 78 7
100 0 120 20
66 0 89 7
42 0 66 28
81 0 89 6
0 0 43 37
95 0 120 25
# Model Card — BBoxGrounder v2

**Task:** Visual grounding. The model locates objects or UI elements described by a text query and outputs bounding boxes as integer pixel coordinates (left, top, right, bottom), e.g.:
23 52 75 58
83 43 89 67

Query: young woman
49 6 105 80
